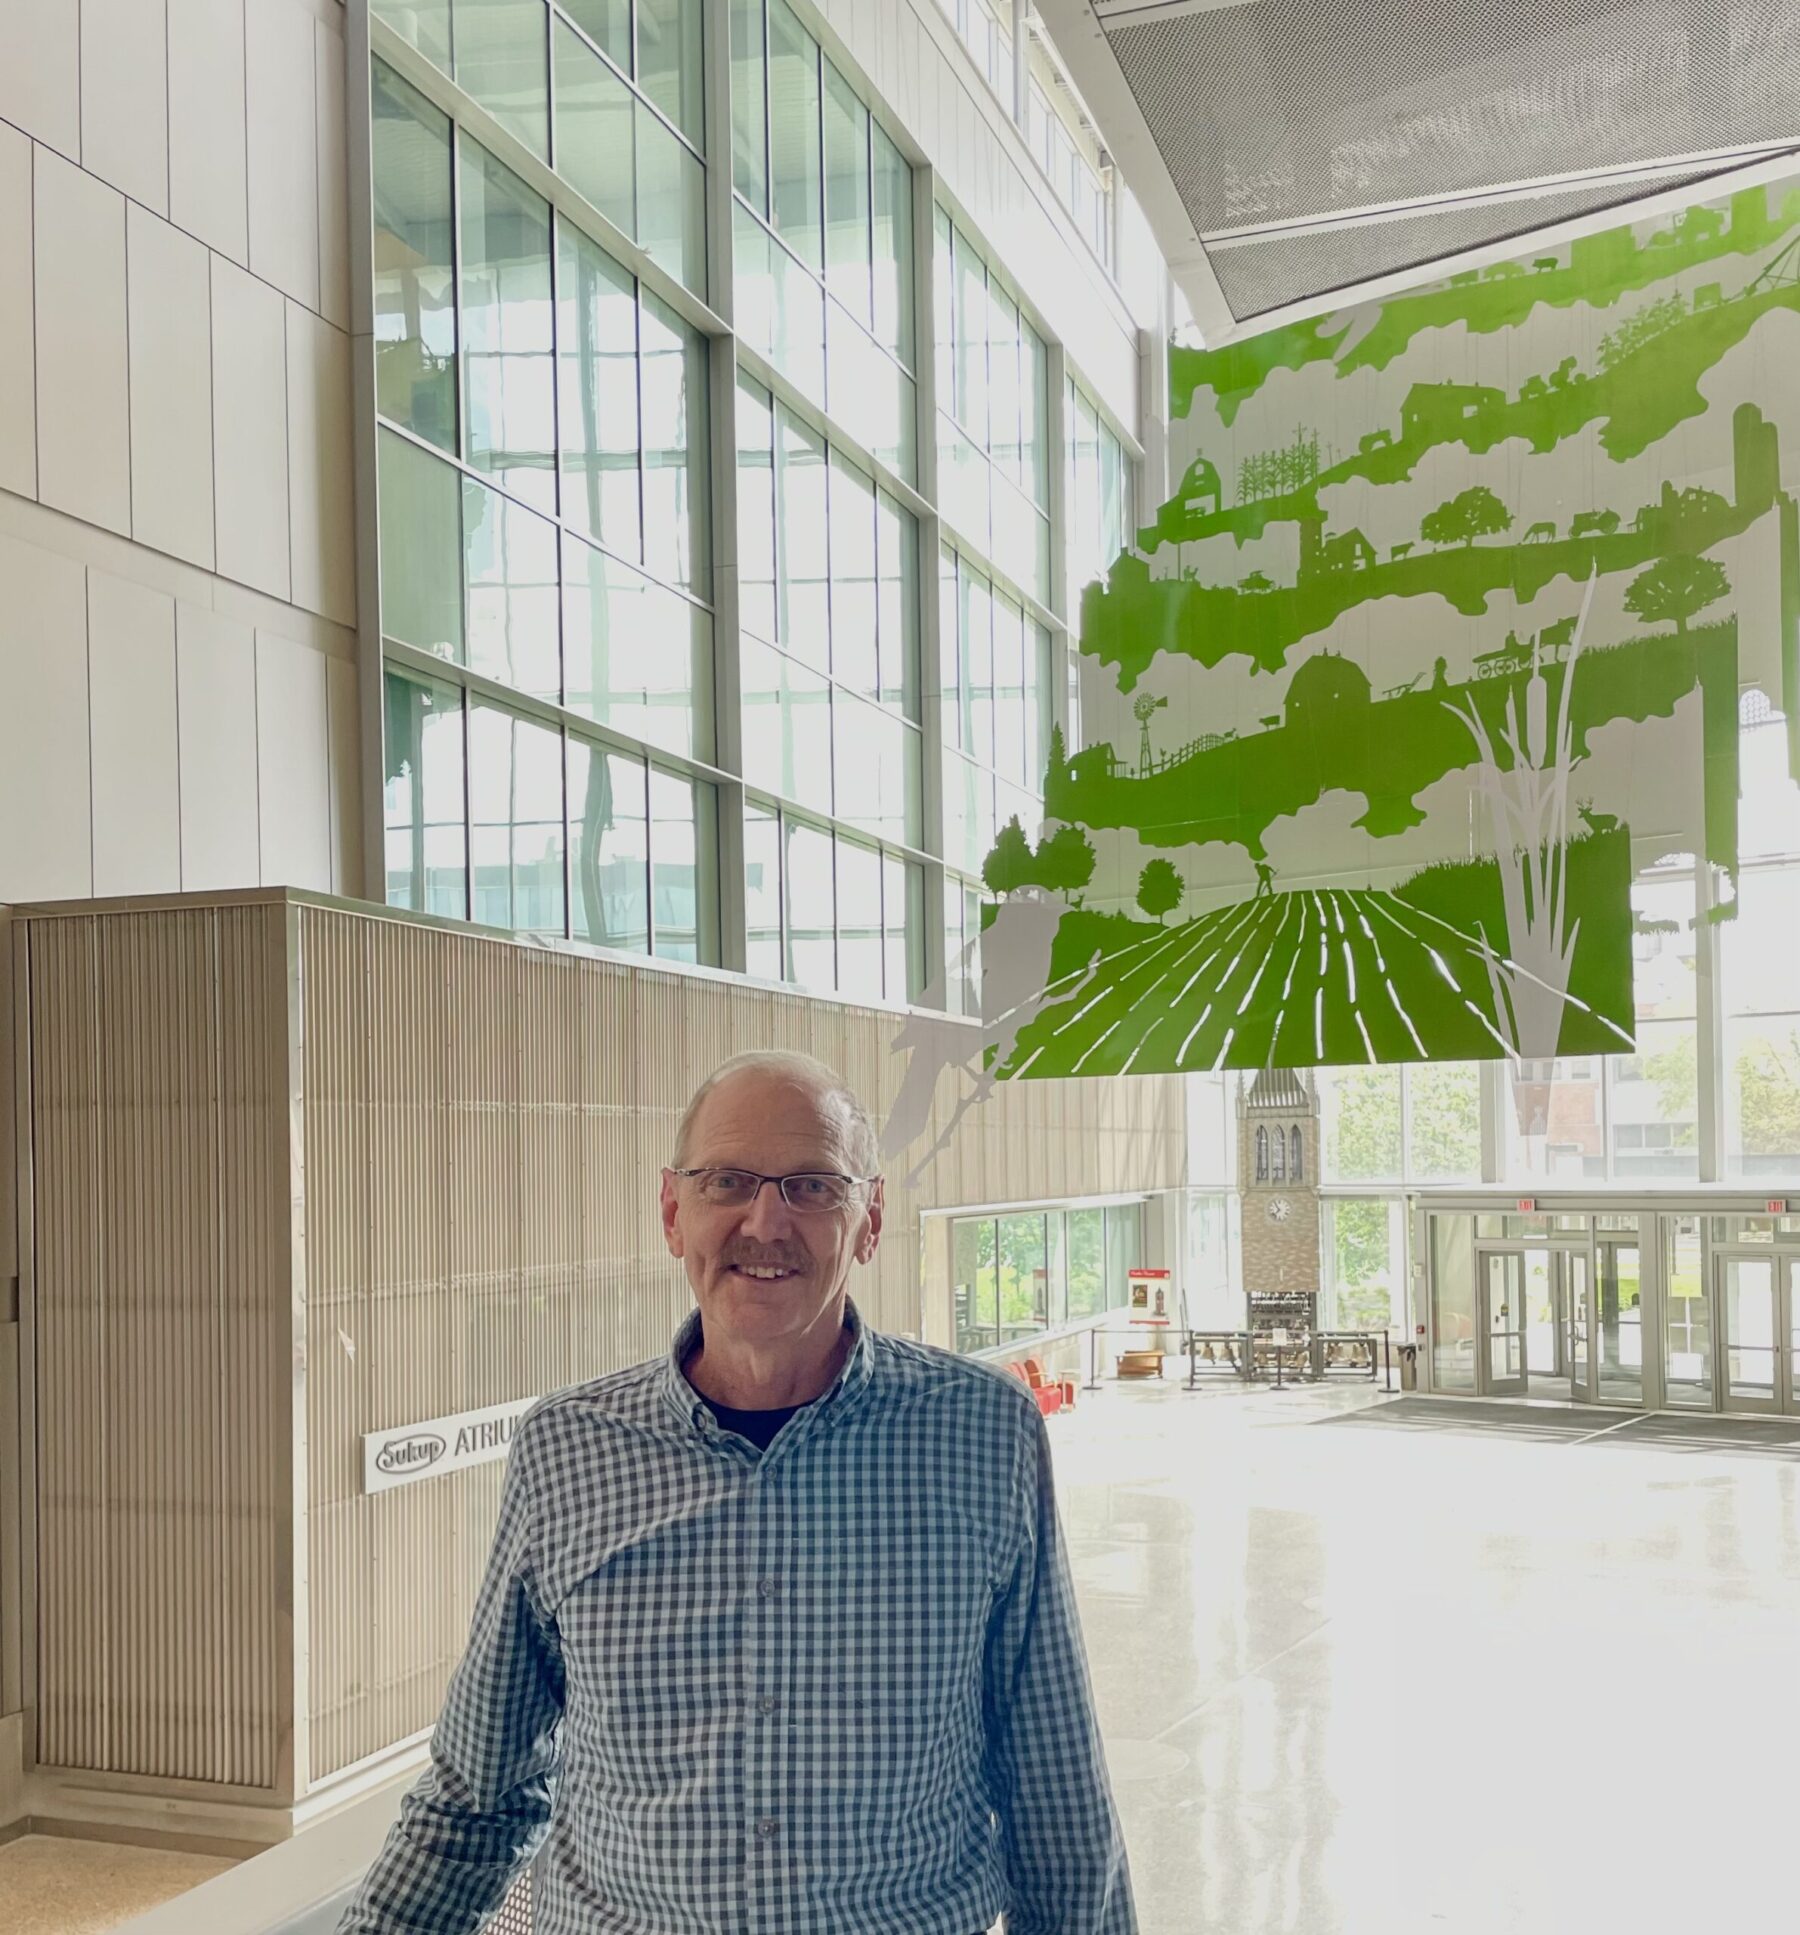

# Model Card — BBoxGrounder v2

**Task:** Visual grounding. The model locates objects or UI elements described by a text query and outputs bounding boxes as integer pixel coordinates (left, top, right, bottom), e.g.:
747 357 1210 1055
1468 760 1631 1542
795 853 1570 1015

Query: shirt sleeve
983 1403 1138 1935
337 1419 566 1935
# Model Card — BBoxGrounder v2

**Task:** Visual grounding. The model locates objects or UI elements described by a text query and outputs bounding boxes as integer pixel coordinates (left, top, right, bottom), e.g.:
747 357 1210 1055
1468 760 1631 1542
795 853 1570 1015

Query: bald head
672 1052 879 1178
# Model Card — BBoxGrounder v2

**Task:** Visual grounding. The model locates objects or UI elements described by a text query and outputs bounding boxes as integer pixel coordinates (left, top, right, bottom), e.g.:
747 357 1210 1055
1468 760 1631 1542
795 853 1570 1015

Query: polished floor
1058 1381 1800 1933
0 1835 237 1934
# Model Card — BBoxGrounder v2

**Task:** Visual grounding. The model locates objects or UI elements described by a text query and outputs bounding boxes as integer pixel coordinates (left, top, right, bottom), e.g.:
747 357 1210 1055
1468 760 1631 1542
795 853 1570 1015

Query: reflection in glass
636 98 707 297
877 491 918 718
767 0 821 269
568 737 649 951
822 63 871 326
560 0 629 68
384 668 466 916
455 0 549 159
378 428 463 658
460 145 555 512
738 636 831 816
553 20 637 241
938 545 960 749
871 121 913 368
636 0 705 147
374 0 451 72
640 289 710 592
464 475 560 700
835 836 884 1004
470 702 565 934
556 225 640 560
828 453 878 697
952 223 988 445
990 588 1026 786
735 376 777 640
649 765 716 962
960 562 993 767
785 817 835 991
744 798 782 980
372 64 457 450
732 203 827 408
562 531 712 762
730 0 767 211
776 408 829 667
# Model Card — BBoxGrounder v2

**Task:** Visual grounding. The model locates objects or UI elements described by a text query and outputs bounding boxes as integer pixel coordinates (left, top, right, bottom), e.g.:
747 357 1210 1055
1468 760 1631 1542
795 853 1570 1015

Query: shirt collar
660 1294 875 1438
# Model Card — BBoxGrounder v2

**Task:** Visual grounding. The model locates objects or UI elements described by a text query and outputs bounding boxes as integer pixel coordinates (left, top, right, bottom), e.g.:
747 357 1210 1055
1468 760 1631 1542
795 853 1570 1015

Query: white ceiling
1035 0 1800 340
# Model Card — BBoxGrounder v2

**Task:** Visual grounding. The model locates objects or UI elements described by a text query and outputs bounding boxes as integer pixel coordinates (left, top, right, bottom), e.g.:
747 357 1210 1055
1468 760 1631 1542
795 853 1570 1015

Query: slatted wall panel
29 905 287 1787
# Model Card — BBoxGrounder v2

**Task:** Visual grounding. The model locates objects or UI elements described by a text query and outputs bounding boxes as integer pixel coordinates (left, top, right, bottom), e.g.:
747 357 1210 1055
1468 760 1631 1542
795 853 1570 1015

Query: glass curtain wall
954 1201 1145 1353
374 56 719 960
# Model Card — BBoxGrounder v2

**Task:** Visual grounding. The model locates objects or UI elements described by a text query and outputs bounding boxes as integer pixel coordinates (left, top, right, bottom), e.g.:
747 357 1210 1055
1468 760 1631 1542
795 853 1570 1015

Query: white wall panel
168 0 248 263
88 570 181 897
211 258 291 601
0 124 35 500
34 152 131 536
128 206 215 570
0 0 80 160
315 15 351 330
81 0 170 214
326 656 363 899
286 304 356 626
0 534 91 903
246 0 321 312
255 632 333 891
176 603 262 889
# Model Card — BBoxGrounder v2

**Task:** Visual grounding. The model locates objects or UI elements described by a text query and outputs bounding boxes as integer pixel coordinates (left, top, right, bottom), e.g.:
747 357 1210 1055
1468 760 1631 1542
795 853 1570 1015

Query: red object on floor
1006 1360 1064 1415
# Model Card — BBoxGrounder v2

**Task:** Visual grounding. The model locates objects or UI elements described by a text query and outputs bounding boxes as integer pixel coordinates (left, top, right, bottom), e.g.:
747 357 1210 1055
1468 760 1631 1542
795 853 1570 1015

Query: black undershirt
699 1396 805 1452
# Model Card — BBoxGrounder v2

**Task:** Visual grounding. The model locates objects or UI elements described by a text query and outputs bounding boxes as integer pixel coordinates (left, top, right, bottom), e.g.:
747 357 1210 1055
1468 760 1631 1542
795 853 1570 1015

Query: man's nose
738 1178 795 1239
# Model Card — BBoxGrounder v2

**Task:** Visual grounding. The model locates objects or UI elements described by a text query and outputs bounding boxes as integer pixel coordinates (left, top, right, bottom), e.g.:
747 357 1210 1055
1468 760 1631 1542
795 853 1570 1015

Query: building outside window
952 1201 1145 1354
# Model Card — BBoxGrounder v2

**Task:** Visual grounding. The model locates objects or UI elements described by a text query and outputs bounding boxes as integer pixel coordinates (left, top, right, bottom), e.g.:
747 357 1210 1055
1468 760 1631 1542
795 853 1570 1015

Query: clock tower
1237 1067 1322 1306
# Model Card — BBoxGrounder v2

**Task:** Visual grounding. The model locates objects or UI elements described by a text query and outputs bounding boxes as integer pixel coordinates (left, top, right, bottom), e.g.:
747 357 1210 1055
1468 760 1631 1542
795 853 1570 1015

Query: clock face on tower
1266 1197 1293 1223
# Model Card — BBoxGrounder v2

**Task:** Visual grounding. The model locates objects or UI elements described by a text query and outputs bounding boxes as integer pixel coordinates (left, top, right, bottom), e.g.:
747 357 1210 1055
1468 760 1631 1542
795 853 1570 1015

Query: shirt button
756 1695 778 1716
757 1577 779 1600
755 1817 779 1839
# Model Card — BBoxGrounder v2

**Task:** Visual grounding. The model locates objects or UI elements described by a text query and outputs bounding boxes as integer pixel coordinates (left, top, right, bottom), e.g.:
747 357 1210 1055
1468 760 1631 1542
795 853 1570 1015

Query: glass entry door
1719 1253 1800 1413
1566 1249 1593 1398
1479 1251 1528 1396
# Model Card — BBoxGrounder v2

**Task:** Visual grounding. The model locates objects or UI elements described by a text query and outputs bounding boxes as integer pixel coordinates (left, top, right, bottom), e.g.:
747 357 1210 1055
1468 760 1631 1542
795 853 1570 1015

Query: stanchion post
1084 1324 1103 1392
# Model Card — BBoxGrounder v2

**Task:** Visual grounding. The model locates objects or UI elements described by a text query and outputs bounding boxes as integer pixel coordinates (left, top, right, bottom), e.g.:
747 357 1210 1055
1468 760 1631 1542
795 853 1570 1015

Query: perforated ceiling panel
1208 163 1734 318
1107 0 1800 235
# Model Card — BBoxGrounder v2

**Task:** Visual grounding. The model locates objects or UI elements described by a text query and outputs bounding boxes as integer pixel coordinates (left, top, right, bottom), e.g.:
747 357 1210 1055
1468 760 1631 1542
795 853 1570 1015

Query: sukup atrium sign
362 1396 540 1494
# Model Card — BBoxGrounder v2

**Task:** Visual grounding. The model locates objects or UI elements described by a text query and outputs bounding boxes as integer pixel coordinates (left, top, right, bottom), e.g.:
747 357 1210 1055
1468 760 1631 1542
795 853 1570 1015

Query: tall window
1290 1125 1303 1181
955 1201 1144 1354
1254 1125 1268 1181
1064 376 1133 633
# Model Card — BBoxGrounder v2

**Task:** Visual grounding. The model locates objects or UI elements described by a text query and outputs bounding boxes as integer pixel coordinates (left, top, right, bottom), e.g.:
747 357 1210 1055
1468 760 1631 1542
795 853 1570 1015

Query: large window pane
776 407 829 667
460 146 555 512
562 531 712 761
732 202 827 405
735 375 777 640
556 224 640 560
836 836 884 1004
826 301 913 483
884 854 922 1005
639 289 710 592
990 588 1026 786
739 636 832 815
952 224 987 444
955 1216 999 1353
987 284 1019 484
998 1213 1048 1342
560 0 629 67
456 0 549 160
568 738 649 951
767 0 821 269
1503 1057 1604 1180
876 490 918 718
960 562 994 766
730 0 767 211
378 428 464 658
1726 1018 1800 1177
636 0 705 147
649 765 717 963
635 98 707 296
932 205 954 421
744 798 783 980
1664 1215 1711 1406
553 21 637 241
1615 1018 1699 1178
371 64 457 450
938 543 960 749
1021 322 1048 508
463 474 560 700
1321 1066 1403 1181
828 452 878 698
786 817 835 990
822 62 871 327
1724 853 1800 1177
1329 1198 1398 1332
384 667 466 916
1407 1063 1481 1183
469 702 565 934
833 693 919 846
871 121 913 367
374 0 451 73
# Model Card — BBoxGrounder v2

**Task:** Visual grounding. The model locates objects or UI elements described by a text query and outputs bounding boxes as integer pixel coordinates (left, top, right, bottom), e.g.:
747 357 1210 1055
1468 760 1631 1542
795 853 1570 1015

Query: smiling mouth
728 1263 803 1283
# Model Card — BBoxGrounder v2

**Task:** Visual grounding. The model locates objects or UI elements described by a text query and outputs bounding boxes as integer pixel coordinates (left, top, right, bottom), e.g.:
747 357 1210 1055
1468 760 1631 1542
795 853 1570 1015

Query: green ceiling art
990 177 1800 1081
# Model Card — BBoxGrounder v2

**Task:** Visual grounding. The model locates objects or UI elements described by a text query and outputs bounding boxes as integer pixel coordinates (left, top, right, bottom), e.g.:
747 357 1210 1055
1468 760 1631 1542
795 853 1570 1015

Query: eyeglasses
669 1167 874 1213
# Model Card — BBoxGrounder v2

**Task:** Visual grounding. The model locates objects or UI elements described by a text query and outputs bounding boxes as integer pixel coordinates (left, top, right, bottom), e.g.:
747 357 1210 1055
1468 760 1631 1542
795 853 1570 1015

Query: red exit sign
1768 1200 1789 1215
1516 1198 1536 1213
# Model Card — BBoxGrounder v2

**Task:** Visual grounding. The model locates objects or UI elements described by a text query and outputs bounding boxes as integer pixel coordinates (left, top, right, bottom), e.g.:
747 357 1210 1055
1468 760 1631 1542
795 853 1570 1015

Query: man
340 1050 1135 1934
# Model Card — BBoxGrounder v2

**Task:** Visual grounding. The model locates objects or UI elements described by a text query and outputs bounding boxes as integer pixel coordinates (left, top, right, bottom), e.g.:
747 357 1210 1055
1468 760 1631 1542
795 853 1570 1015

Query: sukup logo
375 1433 446 1476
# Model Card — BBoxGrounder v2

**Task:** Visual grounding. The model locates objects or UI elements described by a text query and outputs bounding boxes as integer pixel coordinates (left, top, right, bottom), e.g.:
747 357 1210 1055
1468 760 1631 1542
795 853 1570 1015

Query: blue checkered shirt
338 1298 1135 1934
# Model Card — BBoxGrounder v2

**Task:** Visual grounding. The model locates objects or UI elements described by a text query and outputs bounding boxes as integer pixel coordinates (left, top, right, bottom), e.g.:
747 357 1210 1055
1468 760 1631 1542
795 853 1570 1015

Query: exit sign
1516 1197 1536 1213
1768 1199 1789 1215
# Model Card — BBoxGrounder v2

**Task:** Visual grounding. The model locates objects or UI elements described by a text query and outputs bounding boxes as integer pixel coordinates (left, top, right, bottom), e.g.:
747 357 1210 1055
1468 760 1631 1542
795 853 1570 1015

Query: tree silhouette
1623 554 1730 637
983 816 1033 897
1035 824 1096 901
1136 858 1183 925
1045 721 1070 790
1421 486 1513 549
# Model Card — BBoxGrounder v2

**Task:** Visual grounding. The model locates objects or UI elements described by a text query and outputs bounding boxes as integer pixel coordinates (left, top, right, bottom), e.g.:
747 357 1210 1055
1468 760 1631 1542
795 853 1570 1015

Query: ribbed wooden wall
299 904 1186 1782
28 905 288 1789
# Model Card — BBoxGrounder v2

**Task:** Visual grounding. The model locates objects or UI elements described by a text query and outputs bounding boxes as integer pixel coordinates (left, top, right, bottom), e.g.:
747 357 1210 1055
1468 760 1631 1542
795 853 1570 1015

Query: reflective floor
1059 1381 1800 1933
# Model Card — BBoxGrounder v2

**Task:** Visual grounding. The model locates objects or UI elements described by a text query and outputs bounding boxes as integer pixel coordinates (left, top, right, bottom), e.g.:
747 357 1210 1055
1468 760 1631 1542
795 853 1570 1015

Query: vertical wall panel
80 0 170 214
325 656 363 900
0 0 80 159
176 604 261 890
88 571 181 897
246 0 321 312
127 206 216 570
33 152 131 536
167 0 248 264
286 303 356 626
255 633 333 891
212 259 291 601
0 124 36 500
0 533 91 903
315 14 351 331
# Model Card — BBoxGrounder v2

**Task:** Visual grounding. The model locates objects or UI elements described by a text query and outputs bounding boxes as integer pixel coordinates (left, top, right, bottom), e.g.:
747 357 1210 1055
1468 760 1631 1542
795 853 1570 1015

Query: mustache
723 1249 809 1272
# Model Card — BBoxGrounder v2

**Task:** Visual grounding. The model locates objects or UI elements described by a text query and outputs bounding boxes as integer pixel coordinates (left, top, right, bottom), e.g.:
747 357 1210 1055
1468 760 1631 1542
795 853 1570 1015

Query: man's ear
855 1177 885 1265
660 1169 685 1258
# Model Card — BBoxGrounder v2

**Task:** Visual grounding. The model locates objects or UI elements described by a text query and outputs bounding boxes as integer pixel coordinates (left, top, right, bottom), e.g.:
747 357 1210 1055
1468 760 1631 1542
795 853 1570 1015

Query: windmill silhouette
1134 692 1168 775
